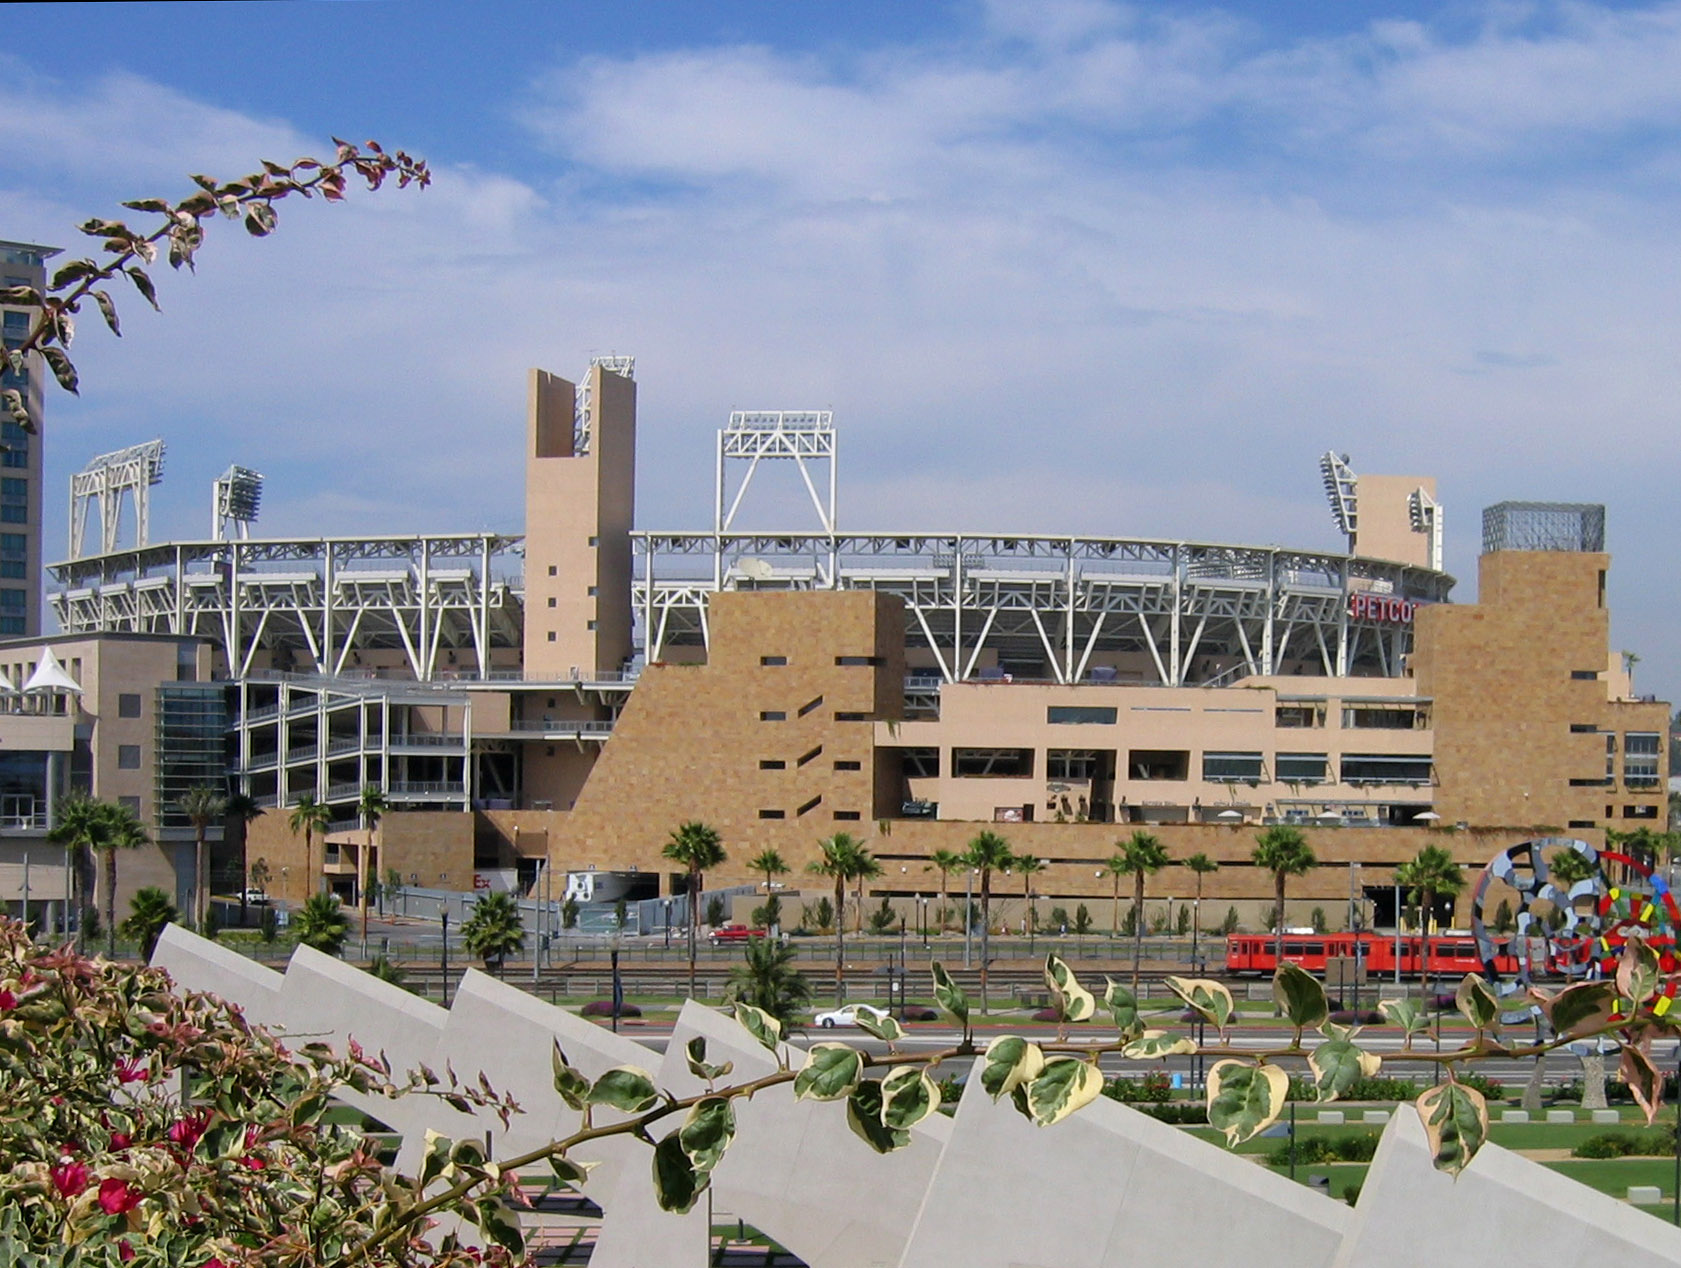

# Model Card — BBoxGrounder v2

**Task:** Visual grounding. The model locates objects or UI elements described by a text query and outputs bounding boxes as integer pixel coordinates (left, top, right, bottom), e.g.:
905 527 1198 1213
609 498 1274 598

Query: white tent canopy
22 649 82 694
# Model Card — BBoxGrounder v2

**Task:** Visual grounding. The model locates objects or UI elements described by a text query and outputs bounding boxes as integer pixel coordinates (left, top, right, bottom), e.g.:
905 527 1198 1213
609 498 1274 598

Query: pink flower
114 1059 148 1084
0 988 16 1011
50 1158 89 1197
97 1178 142 1215
167 1109 210 1150
118 1241 134 1262
109 1131 132 1151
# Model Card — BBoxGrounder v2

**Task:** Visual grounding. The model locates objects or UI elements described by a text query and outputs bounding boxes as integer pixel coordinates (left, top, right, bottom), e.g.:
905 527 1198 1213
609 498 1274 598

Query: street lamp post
440 910 451 1008
963 869 975 969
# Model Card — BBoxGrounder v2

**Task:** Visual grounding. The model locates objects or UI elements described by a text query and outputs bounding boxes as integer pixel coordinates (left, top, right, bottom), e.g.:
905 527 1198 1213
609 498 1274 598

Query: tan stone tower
522 358 636 678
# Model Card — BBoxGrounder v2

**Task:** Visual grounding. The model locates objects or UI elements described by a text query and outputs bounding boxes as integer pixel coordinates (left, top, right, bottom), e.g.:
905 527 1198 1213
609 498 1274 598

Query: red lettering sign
1349 593 1419 623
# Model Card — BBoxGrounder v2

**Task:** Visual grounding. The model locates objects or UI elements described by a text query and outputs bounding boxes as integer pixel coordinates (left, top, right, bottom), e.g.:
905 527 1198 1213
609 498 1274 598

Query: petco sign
1349 593 1420 623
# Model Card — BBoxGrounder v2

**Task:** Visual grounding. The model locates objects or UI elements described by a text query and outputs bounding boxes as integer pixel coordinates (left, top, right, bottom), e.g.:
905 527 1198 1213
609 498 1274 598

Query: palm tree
1112 831 1171 991
1103 851 1130 941
287 795 332 900
962 829 1015 1012
120 886 179 960
357 785 389 944
1014 854 1047 943
725 934 813 1028
461 891 525 974
1252 825 1317 978
926 848 964 931
746 847 790 897
661 820 726 1002
1395 844 1466 936
851 850 884 934
176 785 226 930
47 793 103 950
1184 852 1220 967
294 892 349 956
95 802 149 958
224 791 263 925
807 832 875 1005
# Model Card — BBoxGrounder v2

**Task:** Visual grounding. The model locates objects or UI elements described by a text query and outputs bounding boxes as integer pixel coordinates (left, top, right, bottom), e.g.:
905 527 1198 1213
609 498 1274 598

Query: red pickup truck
708 924 767 944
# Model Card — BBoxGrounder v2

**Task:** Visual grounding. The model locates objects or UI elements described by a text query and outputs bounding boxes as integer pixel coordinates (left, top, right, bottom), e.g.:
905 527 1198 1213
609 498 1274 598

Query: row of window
759 709 872 722
1047 703 1429 730
896 746 1435 785
760 758 862 772
760 655 883 667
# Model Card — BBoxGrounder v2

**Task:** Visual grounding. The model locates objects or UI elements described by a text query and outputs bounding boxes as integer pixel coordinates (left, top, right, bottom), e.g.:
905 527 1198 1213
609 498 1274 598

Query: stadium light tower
68 439 166 557
212 465 264 540
1319 451 1358 553
1407 486 1443 572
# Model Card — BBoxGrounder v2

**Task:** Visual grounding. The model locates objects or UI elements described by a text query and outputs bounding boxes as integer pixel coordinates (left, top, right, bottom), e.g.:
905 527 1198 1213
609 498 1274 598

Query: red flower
167 1109 210 1150
50 1158 89 1197
0 988 16 1011
97 1178 142 1215
109 1131 132 1151
118 1241 134 1262
114 1058 148 1084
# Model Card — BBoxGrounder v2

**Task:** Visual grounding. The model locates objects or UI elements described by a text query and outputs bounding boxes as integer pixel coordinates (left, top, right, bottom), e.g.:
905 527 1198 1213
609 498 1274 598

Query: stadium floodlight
1407 487 1443 572
1319 451 1358 549
213 465 264 540
69 439 166 557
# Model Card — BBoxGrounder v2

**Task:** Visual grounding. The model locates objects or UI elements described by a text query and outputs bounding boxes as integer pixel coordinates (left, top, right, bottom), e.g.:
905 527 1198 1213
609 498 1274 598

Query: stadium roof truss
49 534 523 681
634 531 1452 686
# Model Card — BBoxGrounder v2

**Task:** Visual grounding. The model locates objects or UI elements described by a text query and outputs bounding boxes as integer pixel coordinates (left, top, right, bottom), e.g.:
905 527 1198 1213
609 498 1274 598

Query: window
899 748 939 778
547 597 556 608
0 588 24 609
1275 753 1329 783
119 796 141 814
1 312 26 336
760 710 786 722
1127 750 1188 780
758 809 785 820
546 631 556 642
0 617 20 635
1570 723 1601 733
759 759 786 770
0 533 23 555
1339 754 1433 784
835 711 870 722
118 693 142 718
833 810 862 821
1571 670 1599 680
1202 752 1264 782
798 745 823 766
0 562 22 578
1569 820 1598 829
1047 750 1100 780
1275 704 1323 728
1625 732 1661 789
1 505 26 523
833 759 861 771
953 748 1033 778
588 536 599 547
1047 706 1117 725
835 655 881 667
1 478 25 497
796 795 821 816
586 620 598 631
1342 705 1425 730
587 586 598 596
1624 805 1659 819
760 655 787 666
547 565 557 576
117 745 141 770
798 695 824 716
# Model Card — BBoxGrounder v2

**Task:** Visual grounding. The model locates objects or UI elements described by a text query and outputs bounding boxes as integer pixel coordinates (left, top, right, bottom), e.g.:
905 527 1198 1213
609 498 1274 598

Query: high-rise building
0 240 61 637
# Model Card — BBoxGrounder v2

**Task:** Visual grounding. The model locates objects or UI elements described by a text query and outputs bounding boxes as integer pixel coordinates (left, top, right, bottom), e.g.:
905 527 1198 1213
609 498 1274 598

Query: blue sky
5 1 1681 700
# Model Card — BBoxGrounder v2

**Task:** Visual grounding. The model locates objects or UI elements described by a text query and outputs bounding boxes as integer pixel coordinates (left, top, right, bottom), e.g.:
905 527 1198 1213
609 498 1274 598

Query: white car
813 1003 890 1029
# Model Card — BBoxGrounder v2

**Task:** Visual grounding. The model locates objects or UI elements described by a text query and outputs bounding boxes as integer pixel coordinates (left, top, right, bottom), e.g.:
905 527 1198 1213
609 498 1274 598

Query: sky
3 0 1680 699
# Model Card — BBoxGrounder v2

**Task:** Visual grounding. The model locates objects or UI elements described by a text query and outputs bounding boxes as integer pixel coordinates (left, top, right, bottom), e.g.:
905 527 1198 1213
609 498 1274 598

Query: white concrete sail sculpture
148 927 1681 1268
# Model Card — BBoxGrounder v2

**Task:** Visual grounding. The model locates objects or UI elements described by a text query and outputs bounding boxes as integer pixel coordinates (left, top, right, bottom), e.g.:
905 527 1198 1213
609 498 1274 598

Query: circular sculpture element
1470 837 1680 1012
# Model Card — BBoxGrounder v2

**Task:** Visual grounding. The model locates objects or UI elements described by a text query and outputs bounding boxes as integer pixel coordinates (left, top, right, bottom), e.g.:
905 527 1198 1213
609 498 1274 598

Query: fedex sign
1349 593 1420 623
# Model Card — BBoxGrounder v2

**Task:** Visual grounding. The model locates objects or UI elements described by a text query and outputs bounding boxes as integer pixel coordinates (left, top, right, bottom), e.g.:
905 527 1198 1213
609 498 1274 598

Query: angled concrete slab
898 1059 1350 1268
1334 1106 1681 1268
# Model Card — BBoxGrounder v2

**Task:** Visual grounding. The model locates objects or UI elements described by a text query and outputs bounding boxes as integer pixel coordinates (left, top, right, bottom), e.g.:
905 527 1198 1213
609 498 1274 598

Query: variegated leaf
880 1066 941 1129
1166 975 1235 1030
1308 1039 1380 1102
1273 962 1329 1033
1024 1058 1105 1127
1206 1060 1287 1145
1103 977 1143 1041
980 1035 1045 1101
1122 1030 1197 1060
1415 1079 1489 1176
794 1043 865 1102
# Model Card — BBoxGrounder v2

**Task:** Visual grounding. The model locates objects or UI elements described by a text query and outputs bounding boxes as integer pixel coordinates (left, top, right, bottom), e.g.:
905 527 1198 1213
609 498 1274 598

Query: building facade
41 359 1671 925
0 239 59 638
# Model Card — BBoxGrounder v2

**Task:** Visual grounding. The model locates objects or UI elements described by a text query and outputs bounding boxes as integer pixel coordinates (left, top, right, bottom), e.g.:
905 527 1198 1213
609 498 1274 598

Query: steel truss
49 534 523 681
634 531 1453 686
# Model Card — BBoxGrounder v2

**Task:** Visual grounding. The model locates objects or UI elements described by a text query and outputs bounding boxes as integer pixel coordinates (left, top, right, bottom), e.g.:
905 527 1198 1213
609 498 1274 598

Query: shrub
1268 1133 1380 1166
1341 1181 1364 1207
1104 1071 1172 1104
258 902 279 943
1456 1070 1505 1102
580 999 642 1018
1033 1007 1090 1023
1572 1129 1674 1159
